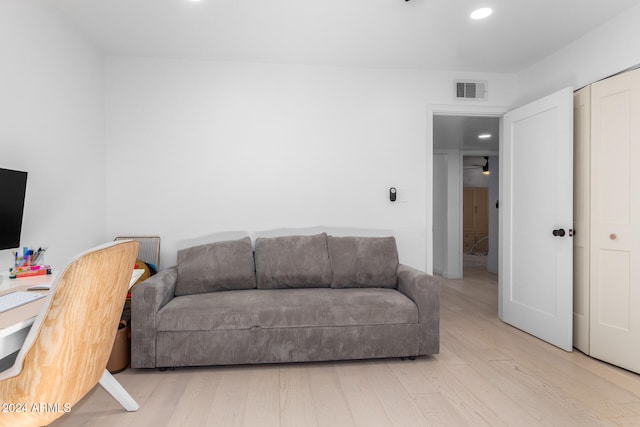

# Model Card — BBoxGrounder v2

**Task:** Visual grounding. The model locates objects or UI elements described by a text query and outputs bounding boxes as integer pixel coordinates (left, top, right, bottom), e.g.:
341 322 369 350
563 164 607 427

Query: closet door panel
573 87 590 354
475 188 489 233
463 188 474 230
463 187 488 253
590 68 640 373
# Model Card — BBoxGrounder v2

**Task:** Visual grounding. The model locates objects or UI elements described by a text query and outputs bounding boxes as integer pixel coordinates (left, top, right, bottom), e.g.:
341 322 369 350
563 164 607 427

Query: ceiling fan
464 156 490 175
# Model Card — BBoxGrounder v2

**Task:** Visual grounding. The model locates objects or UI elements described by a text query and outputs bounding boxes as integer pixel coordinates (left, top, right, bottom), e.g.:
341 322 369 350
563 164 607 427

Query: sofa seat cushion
156 288 418 332
254 233 332 289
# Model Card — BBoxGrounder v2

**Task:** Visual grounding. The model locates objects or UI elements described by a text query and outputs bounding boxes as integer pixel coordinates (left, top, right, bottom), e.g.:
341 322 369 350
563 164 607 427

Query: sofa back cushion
175 237 256 296
328 236 399 288
254 233 332 289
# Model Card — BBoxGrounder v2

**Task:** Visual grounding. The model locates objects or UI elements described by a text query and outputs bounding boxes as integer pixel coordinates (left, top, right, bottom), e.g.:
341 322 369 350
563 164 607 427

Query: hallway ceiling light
470 8 493 20
478 133 492 139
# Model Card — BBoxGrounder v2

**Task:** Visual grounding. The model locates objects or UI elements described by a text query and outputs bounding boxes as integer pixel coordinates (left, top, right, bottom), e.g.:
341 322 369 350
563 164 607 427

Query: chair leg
98 369 139 411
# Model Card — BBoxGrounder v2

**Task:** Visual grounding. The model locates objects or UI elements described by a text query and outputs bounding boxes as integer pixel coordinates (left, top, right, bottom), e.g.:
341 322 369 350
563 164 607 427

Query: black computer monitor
0 168 28 250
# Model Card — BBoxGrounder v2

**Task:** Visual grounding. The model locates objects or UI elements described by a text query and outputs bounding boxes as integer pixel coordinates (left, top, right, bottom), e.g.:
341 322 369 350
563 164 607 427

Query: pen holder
30 252 44 266
15 254 28 268
14 246 47 268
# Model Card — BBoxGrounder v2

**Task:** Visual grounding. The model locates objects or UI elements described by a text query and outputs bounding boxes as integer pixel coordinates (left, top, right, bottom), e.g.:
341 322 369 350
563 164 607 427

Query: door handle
552 228 566 237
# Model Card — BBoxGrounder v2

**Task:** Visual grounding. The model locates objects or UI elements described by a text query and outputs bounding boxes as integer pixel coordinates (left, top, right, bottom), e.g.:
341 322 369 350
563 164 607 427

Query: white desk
0 270 142 412
0 269 144 359
0 271 56 359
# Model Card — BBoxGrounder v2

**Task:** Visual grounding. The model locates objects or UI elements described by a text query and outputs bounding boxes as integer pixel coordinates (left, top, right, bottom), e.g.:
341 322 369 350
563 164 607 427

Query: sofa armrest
131 267 177 368
397 264 440 355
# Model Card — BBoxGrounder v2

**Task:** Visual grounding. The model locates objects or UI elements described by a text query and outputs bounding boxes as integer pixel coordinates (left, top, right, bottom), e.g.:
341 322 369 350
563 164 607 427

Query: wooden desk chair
0 240 139 427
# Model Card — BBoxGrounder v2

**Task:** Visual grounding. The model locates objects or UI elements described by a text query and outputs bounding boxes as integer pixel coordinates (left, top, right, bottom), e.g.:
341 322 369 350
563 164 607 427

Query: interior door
500 87 574 351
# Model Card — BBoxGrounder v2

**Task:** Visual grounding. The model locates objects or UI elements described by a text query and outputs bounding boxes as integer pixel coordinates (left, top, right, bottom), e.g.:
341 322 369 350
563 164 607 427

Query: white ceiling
433 115 500 151
48 0 640 73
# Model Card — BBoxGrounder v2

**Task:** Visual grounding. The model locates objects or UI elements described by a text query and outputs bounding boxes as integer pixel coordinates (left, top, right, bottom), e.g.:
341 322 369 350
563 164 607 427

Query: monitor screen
0 168 28 250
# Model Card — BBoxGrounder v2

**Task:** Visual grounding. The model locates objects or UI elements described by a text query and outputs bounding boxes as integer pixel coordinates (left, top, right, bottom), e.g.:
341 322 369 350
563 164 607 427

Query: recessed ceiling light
470 8 493 20
478 133 492 139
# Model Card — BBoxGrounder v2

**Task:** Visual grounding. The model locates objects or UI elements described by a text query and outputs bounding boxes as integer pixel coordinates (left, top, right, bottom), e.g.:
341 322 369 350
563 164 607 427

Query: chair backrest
0 240 138 427
114 235 160 270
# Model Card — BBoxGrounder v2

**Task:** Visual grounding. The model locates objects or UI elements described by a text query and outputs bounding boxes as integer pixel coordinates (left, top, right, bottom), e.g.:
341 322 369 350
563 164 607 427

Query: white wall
517 3 640 105
0 0 106 271
105 57 517 270
487 155 499 274
0 1 636 279
432 150 463 278
432 153 447 275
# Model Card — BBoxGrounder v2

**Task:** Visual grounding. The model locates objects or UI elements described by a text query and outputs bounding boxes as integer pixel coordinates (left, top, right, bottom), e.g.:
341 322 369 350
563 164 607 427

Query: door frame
427 104 509 277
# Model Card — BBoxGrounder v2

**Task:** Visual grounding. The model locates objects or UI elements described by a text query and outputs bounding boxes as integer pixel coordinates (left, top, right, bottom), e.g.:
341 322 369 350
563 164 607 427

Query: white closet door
573 86 591 354
590 68 640 373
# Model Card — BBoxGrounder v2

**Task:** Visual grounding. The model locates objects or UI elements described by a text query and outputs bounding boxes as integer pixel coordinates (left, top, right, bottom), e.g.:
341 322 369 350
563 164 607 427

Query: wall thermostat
390 187 397 202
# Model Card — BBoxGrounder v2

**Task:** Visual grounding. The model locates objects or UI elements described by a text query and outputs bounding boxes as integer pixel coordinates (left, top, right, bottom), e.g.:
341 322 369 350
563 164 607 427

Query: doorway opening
429 89 574 351
431 113 500 279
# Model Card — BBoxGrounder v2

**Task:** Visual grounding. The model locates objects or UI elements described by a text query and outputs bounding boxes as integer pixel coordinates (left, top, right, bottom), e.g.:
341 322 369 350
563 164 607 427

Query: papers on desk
27 269 146 291
130 269 144 289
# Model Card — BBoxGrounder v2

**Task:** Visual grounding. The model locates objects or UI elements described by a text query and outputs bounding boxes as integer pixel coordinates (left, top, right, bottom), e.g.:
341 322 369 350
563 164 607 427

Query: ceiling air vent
455 80 487 100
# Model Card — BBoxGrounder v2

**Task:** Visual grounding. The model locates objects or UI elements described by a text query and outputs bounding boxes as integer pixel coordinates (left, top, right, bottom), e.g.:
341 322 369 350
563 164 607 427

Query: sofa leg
401 356 417 361
158 367 167 372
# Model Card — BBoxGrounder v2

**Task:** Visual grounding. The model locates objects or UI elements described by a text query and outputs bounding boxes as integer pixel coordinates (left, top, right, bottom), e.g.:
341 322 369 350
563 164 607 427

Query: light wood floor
51 267 640 427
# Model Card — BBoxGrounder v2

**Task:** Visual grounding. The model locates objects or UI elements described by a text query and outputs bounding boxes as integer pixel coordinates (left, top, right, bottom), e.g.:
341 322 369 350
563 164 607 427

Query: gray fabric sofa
131 233 440 368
